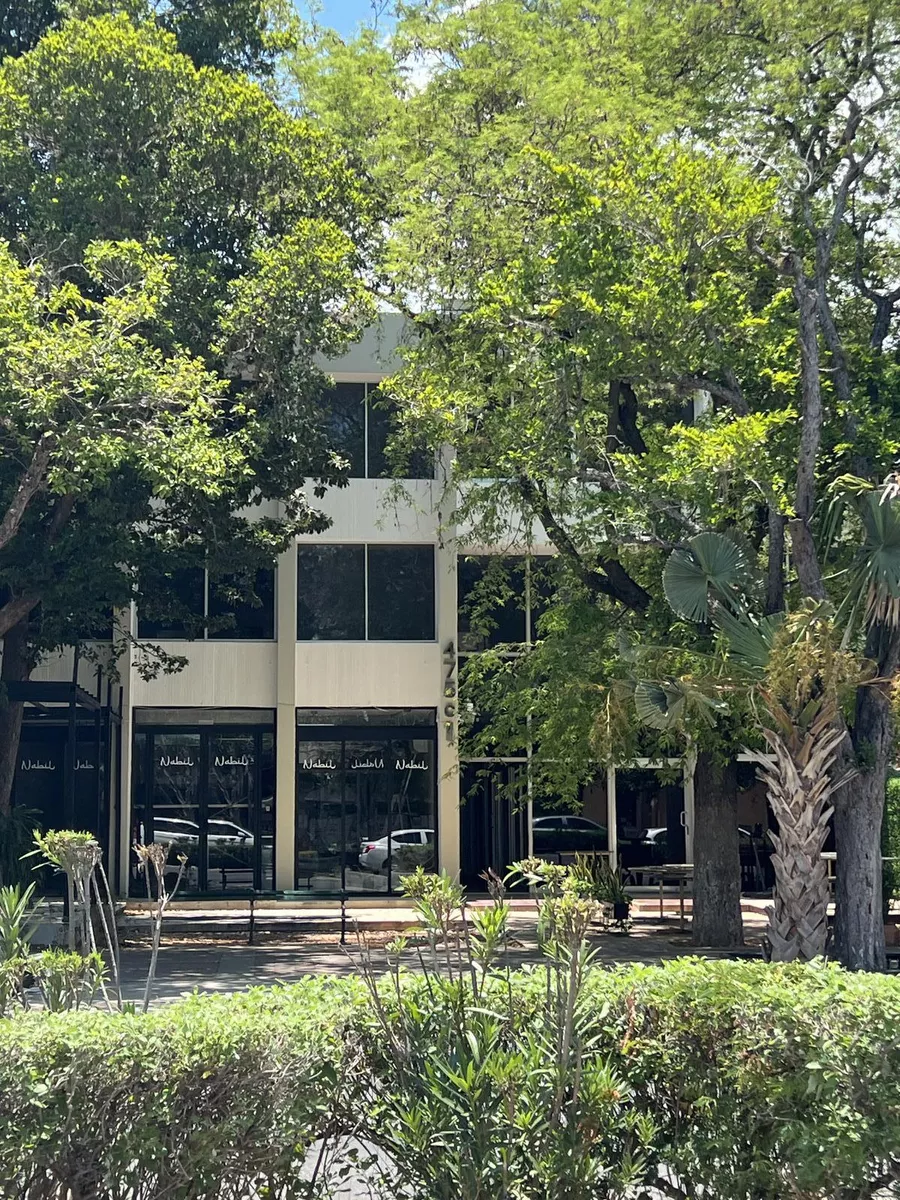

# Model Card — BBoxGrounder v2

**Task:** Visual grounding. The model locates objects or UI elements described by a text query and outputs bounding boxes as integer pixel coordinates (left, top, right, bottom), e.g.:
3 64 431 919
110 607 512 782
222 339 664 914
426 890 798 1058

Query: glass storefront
296 712 437 893
132 715 275 893
459 763 529 891
615 767 685 881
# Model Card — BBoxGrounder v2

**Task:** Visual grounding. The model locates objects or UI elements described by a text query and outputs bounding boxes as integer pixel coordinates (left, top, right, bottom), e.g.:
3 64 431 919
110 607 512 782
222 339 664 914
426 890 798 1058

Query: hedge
0 960 898 1199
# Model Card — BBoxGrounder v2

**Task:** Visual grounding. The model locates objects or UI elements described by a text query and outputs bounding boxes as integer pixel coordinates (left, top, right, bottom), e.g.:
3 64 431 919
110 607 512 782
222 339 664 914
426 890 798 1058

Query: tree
657 530 890 961
0 10 373 821
293 0 900 969
0 0 290 73
294 18 784 945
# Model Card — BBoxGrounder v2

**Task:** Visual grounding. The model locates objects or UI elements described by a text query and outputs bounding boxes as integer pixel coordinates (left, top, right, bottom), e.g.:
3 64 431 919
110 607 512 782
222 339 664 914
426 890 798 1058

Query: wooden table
655 864 694 931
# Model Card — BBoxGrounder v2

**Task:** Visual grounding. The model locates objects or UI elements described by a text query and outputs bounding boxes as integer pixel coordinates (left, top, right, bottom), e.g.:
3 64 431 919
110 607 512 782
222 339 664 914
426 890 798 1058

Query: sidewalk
116 902 771 1006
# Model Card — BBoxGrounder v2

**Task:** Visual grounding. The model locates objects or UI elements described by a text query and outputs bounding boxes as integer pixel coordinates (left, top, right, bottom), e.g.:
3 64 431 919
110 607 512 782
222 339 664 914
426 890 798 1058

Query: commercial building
11 318 771 897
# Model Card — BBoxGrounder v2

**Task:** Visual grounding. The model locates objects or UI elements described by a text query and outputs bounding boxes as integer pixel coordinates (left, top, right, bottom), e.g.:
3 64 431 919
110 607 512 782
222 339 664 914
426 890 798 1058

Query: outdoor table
655 864 694 931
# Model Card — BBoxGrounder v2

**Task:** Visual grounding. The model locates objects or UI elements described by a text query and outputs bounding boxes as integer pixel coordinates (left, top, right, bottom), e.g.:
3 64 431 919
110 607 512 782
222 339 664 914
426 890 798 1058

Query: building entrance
296 711 437 894
132 719 274 893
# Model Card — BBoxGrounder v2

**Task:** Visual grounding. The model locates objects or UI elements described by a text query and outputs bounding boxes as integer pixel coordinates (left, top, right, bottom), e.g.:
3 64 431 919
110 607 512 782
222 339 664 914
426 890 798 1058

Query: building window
298 545 435 641
367 545 435 640
324 382 434 480
297 545 365 641
457 556 527 651
138 568 275 640
296 714 437 894
207 570 275 640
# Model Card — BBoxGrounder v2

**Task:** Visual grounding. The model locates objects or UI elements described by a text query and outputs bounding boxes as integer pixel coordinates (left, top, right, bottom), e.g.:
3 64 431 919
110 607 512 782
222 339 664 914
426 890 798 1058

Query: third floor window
325 382 434 480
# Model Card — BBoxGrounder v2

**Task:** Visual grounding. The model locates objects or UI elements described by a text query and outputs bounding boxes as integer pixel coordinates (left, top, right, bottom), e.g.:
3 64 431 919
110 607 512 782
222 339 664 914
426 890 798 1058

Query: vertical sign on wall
442 639 457 744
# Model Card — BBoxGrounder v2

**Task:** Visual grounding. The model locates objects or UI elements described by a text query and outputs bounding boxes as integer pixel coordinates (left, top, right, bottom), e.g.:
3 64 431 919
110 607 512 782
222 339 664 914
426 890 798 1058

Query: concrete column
435 480 460 879
274 542 298 890
117 605 135 897
682 745 696 864
607 764 618 872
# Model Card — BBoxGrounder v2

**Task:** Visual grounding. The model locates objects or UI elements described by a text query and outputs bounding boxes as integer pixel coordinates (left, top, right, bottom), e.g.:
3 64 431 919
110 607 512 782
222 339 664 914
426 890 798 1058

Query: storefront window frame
131 722 276 895
295 721 438 895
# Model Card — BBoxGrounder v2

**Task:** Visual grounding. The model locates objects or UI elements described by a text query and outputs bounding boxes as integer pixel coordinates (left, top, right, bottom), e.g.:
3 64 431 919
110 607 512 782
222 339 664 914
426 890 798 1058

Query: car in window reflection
143 817 254 845
358 829 435 872
532 815 608 855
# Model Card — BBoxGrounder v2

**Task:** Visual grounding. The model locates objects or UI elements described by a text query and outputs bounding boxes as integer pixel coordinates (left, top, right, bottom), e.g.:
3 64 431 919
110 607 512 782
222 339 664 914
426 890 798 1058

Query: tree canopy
0 6 374 813
290 0 900 967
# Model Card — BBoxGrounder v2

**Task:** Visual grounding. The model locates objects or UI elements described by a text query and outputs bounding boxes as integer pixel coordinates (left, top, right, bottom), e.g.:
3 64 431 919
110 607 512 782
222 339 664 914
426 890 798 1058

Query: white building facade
14 317 772 898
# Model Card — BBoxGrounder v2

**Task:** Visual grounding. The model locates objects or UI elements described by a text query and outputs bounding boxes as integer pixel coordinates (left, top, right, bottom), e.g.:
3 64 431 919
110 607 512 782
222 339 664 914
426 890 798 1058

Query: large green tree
0 9 373 822
0 0 289 73
292 0 900 968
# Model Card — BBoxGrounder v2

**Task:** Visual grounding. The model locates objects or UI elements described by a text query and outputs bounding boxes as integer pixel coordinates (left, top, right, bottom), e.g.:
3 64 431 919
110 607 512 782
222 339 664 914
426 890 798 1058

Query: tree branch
0 434 55 554
516 474 652 613
790 265 827 599
677 374 749 417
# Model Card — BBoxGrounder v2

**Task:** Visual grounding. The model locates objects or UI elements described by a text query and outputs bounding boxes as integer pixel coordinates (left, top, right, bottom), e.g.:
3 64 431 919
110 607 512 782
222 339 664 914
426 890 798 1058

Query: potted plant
574 854 632 929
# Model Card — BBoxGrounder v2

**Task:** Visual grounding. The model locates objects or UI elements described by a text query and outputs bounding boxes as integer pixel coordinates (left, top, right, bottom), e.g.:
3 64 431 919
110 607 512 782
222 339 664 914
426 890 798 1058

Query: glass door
148 732 202 889
296 726 437 894
207 733 257 893
616 768 686 883
296 740 343 892
134 726 274 894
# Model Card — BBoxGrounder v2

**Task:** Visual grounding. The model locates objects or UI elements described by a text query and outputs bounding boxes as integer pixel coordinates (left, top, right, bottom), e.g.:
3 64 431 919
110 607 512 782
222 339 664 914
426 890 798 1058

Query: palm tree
651 495 899 961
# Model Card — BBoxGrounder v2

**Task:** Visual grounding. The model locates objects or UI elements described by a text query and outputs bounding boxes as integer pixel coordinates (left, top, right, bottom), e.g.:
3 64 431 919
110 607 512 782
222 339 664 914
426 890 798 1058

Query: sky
294 0 396 38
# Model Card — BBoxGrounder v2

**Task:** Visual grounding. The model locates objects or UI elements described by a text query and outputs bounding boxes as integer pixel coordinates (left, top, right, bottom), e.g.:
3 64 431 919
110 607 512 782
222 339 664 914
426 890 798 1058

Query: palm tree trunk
747 722 845 962
833 671 894 971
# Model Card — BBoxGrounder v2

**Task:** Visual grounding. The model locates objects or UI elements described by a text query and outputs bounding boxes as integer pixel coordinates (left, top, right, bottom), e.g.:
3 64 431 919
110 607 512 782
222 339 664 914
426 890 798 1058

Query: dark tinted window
325 383 365 476
367 388 434 479
138 568 205 639
368 545 435 640
297 545 365 640
458 556 527 651
208 569 275 640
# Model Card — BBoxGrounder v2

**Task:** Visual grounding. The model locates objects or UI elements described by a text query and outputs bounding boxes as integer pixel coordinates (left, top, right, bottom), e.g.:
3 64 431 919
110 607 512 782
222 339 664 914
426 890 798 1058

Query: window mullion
364 544 369 640
363 382 369 479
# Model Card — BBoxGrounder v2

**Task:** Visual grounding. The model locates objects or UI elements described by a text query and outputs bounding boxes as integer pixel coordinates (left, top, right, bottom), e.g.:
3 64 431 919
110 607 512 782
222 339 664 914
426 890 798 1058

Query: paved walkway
116 906 769 1005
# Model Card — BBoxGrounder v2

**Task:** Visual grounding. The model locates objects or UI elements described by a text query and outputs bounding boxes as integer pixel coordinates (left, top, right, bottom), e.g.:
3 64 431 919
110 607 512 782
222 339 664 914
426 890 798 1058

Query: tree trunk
0 618 31 818
833 671 894 971
691 752 744 947
749 721 842 962
833 777 884 972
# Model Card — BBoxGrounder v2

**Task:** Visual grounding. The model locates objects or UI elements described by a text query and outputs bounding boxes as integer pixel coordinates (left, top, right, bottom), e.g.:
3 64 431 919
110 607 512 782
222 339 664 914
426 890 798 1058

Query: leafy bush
0 962 898 1198
0 978 368 1199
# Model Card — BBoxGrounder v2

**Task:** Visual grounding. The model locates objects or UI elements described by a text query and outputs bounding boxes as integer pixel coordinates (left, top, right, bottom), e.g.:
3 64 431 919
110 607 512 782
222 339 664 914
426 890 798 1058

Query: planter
613 900 631 923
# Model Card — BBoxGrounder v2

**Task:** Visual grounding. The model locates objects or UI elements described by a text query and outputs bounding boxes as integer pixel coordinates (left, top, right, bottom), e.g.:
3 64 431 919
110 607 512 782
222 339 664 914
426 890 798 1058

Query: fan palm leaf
856 492 900 629
663 531 746 622
712 604 783 672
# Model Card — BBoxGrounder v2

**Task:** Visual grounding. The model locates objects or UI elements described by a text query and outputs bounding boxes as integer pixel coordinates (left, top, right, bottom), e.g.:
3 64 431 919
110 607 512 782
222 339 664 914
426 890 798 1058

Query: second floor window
138 568 275 640
297 544 435 641
325 382 434 480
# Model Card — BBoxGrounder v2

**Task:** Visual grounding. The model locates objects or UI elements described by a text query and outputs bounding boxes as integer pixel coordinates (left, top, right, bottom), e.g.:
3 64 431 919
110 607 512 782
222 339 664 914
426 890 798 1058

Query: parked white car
144 816 254 846
358 828 435 872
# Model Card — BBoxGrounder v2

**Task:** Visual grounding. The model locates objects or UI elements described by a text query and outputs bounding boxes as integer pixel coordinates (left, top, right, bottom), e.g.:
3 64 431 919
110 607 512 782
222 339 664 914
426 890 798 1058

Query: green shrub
0 962 898 1199
0 977 367 1200
579 958 900 1198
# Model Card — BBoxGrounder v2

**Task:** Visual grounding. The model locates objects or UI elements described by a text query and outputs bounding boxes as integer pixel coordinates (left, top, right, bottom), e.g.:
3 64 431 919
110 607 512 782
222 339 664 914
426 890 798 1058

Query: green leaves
855 490 900 630
663 531 745 621
0 4 374 666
